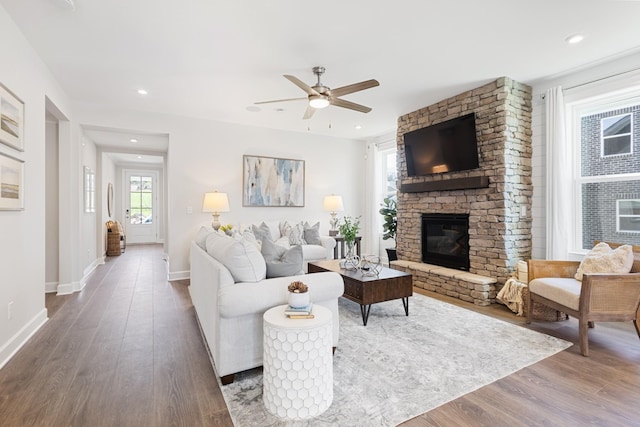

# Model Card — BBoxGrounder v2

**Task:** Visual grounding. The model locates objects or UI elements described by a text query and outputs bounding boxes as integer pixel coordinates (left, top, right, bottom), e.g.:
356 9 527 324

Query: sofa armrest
528 260 580 281
320 235 336 259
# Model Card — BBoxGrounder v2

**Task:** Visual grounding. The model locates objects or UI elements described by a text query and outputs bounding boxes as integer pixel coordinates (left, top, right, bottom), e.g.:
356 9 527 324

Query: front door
124 170 158 244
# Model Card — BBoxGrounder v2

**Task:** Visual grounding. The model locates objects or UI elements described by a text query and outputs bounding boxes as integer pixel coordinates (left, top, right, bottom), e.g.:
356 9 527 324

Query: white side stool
262 304 333 420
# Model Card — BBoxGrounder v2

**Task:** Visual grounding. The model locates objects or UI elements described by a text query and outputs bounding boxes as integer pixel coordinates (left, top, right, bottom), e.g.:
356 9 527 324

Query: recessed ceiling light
136 155 142 159
565 34 584 44
137 89 148 95
130 138 138 143
275 108 285 112
355 125 362 130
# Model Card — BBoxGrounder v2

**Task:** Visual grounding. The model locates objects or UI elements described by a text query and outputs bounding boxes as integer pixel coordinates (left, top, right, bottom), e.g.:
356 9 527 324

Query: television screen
403 113 479 177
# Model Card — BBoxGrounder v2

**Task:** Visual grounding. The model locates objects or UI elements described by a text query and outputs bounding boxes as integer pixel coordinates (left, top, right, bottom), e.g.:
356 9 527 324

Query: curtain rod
564 66 640 91
539 66 640 99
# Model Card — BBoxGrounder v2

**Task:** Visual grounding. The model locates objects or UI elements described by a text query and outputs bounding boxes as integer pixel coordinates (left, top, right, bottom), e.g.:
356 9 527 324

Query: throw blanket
497 278 526 316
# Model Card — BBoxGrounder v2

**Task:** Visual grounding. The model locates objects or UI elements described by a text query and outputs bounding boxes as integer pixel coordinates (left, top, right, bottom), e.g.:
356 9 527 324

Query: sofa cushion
261 239 304 278
303 221 322 245
529 277 582 311
302 244 328 261
575 242 634 281
205 232 266 283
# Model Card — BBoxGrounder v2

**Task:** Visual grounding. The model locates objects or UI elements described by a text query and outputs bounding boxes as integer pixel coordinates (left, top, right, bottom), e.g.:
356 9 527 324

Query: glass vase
344 240 360 270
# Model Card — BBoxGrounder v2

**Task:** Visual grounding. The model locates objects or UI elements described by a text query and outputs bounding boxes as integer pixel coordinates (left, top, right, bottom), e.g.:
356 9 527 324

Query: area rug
220 293 571 426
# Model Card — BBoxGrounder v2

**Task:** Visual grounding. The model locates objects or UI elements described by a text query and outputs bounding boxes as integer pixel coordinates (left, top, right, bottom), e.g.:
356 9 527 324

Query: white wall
80 135 98 277
45 121 59 288
0 5 72 367
72 102 367 280
529 52 640 259
100 152 117 256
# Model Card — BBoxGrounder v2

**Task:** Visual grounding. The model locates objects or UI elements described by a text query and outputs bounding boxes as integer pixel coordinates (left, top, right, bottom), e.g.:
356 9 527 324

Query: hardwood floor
1 244 639 426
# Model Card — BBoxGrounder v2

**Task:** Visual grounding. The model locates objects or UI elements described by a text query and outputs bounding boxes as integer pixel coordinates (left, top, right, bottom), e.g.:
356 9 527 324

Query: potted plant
338 216 361 269
288 281 309 308
379 197 397 263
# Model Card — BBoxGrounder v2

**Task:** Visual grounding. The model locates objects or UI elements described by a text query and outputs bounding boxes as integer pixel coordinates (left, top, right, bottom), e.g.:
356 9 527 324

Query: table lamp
202 191 230 231
323 194 344 236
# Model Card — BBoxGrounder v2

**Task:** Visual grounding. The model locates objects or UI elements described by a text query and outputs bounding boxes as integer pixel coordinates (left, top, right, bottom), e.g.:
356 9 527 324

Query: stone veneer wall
396 77 532 304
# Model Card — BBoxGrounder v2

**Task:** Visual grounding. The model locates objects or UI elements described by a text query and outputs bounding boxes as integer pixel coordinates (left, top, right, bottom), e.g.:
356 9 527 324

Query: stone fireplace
396 77 533 305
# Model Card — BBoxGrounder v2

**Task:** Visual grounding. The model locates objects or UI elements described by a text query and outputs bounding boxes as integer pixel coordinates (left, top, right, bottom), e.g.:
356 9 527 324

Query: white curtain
545 86 571 259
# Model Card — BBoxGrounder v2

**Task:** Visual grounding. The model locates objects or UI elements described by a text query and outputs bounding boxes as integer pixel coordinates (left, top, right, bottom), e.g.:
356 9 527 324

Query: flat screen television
403 113 480 177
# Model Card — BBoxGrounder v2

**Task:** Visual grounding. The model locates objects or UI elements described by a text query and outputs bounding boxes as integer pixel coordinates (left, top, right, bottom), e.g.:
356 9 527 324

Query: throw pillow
205 232 266 283
303 221 322 245
252 222 273 244
285 222 306 245
574 242 634 281
194 226 213 250
261 239 304 278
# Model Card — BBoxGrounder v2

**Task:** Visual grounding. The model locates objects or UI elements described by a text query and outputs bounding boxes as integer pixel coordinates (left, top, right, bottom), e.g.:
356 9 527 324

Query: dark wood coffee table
308 259 413 326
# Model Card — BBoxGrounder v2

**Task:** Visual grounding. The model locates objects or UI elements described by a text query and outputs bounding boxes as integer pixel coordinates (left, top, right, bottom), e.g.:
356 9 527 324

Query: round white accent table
262 304 333 420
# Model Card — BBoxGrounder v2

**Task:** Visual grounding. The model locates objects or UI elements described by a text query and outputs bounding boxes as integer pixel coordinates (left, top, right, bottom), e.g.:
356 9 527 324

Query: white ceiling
4 0 640 151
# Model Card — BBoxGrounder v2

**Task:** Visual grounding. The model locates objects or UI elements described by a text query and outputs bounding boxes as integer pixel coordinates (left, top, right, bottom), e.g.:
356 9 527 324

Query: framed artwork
0 83 25 152
0 151 24 210
243 155 305 207
84 166 95 213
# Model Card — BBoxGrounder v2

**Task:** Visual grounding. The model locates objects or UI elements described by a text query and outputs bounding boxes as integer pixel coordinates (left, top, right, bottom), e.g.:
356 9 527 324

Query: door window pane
129 175 153 224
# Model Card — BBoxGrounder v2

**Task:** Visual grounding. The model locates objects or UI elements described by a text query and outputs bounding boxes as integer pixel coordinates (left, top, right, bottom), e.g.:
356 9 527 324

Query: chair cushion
529 277 582 311
575 242 634 281
194 226 213 249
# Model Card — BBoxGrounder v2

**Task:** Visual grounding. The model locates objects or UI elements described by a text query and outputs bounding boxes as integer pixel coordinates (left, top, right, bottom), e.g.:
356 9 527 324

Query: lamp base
212 213 221 231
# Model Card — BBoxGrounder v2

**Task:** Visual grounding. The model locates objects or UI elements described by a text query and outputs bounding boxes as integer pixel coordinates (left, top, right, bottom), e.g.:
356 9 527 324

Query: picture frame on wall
0 151 24 210
242 155 305 207
0 83 25 152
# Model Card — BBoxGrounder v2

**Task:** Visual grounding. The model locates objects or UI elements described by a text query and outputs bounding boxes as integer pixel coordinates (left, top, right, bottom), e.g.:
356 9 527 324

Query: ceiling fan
255 66 380 119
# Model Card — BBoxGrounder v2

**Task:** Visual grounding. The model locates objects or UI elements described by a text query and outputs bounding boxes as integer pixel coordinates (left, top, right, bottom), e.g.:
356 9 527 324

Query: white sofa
189 228 344 385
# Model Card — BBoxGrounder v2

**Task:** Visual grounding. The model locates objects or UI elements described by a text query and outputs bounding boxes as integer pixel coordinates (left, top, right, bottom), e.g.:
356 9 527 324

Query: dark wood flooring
0 244 639 426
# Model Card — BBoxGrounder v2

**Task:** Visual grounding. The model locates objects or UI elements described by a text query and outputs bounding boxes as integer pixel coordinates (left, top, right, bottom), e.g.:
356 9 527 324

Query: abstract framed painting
243 155 305 207
0 83 25 152
0 151 24 210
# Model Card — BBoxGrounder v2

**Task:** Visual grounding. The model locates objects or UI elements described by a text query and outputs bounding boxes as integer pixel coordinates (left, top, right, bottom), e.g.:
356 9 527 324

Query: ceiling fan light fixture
309 95 330 109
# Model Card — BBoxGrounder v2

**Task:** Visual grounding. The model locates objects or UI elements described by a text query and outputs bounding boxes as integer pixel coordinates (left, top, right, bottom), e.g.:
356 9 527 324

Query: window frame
601 112 633 158
566 88 640 252
617 199 640 233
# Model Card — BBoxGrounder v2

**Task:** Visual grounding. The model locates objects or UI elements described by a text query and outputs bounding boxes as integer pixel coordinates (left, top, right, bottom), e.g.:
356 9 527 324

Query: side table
262 304 333 420
333 236 362 259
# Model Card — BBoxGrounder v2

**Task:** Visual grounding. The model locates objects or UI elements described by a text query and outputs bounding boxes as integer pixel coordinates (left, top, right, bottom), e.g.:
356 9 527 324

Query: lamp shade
202 191 230 213
323 195 344 212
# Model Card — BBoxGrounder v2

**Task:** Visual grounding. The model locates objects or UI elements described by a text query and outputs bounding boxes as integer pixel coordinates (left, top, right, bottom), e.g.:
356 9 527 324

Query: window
568 89 640 250
383 149 397 201
601 113 632 157
617 199 640 233
129 175 153 224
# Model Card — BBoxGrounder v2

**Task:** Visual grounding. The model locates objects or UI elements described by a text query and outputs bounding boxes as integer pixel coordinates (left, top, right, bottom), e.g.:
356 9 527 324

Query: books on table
285 303 314 319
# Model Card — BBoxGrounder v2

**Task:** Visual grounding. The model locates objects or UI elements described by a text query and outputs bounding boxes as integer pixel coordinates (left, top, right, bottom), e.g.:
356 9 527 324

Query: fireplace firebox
421 213 470 271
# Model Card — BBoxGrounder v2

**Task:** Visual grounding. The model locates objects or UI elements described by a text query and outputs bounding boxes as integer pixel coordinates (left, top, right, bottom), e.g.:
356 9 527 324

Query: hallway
0 245 232 427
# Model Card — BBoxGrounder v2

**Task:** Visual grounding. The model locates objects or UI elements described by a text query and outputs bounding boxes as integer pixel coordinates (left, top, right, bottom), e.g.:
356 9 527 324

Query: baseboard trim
169 270 190 281
56 283 74 295
0 308 48 369
45 281 59 293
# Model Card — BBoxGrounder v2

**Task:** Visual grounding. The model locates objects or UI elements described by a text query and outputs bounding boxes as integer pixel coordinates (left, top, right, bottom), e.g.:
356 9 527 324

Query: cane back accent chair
526 242 640 356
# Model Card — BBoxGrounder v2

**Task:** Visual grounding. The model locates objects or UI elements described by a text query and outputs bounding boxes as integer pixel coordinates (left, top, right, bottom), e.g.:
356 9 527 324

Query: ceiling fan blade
331 97 372 113
254 97 307 105
329 79 379 98
303 105 316 120
284 75 320 96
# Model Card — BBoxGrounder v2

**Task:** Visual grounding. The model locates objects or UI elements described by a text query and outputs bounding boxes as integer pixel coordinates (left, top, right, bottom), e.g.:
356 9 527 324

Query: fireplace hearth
422 213 470 271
